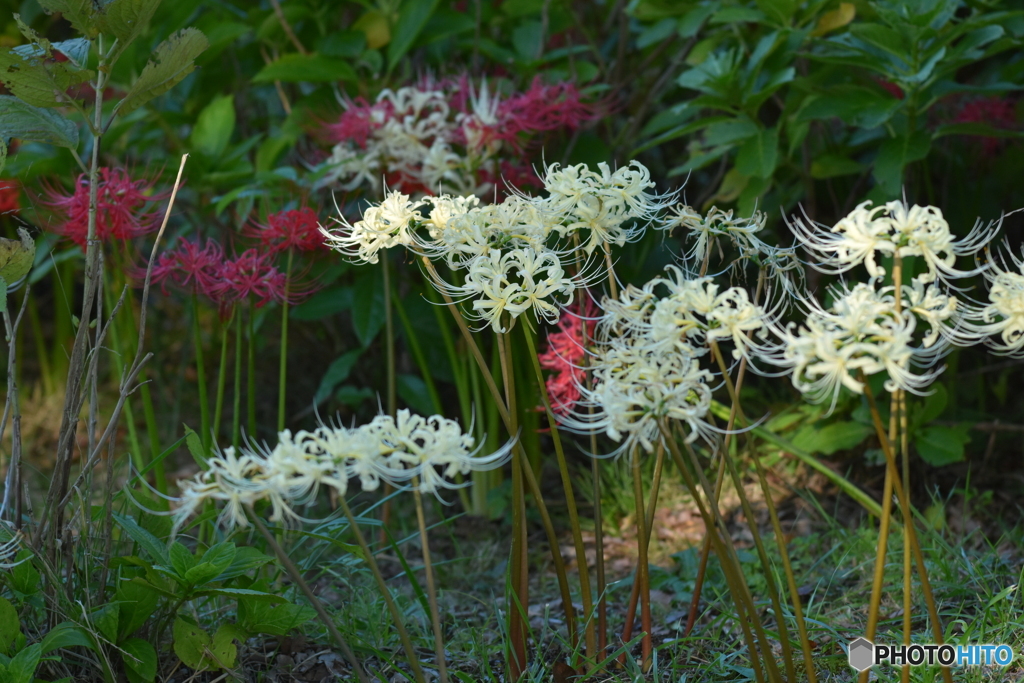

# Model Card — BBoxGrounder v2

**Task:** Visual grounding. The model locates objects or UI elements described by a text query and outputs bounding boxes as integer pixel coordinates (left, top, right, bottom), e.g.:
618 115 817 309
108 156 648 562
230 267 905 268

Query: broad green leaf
115 578 160 640
40 623 95 654
397 373 433 415
0 49 92 108
237 598 316 636
678 3 717 38
849 23 908 60
315 349 363 406
0 597 18 655
873 130 931 196
735 127 778 179
190 95 235 159
213 546 273 582
387 0 440 70
0 228 35 289
7 551 37 599
194 588 287 602
791 421 872 455
91 604 119 643
251 53 356 83
172 618 211 672
184 562 224 587
797 88 901 128
6 643 40 682
914 424 970 466
810 153 864 179
911 384 947 432
0 96 79 148
36 0 99 38
199 543 237 576
169 542 195 578
709 167 749 203
121 638 156 683
117 28 209 116
209 624 241 669
351 269 386 347
112 513 170 565
317 30 367 58
755 0 795 25
96 0 162 66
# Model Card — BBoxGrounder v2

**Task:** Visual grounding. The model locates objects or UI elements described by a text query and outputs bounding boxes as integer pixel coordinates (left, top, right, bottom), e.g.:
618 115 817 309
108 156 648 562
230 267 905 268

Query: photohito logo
848 638 1014 671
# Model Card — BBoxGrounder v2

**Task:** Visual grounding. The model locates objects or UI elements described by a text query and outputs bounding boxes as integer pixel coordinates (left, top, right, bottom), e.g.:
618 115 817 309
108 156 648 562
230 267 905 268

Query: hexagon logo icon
849 638 875 671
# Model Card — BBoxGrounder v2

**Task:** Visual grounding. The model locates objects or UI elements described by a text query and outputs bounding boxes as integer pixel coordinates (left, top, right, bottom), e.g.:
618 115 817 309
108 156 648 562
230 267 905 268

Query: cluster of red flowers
538 298 598 418
43 167 166 248
0 180 19 214
952 95 1019 155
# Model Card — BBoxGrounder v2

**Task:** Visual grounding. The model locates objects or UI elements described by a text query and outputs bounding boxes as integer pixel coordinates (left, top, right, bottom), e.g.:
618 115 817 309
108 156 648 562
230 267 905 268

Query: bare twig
1 286 31 527
268 0 309 55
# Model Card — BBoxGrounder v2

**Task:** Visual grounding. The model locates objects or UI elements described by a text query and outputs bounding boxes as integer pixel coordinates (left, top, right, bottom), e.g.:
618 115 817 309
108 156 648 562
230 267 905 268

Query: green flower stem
103 272 143 471
247 509 369 683
496 328 528 679
660 421 771 683
191 294 211 452
413 484 448 683
617 443 664 668
247 301 256 437
860 457 894 683
861 377 953 683
631 446 653 670
383 251 397 418
522 324 596 661
591 435 607 656
709 342 802 683
338 497 426 683
277 248 294 433
232 307 243 450
213 309 234 444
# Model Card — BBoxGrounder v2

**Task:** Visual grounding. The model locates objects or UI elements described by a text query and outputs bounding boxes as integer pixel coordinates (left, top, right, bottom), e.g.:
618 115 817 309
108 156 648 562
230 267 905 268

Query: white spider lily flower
761 282 943 413
789 200 998 284
322 190 422 264
173 411 513 531
560 336 715 454
664 205 769 266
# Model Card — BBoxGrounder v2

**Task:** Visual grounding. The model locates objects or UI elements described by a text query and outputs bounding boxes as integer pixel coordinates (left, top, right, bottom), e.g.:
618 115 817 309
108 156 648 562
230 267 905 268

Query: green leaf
115 578 160 640
933 122 1024 139
36 0 100 38
169 542 195 578
0 597 18 655
734 127 778 178
172 618 211 672
0 49 92 108
190 95 235 159
91 604 119 643
193 588 287 602
290 285 354 321
116 28 209 117
315 349 363 406
40 623 94 654
755 0 795 24
251 53 356 83
213 546 273 582
351 269 386 347
0 95 78 148
6 643 40 683
113 513 170 565
199 543 237 576
397 374 433 415
873 130 931 196
911 384 947 432
237 598 316 636
96 0 162 66
387 0 440 70
810 153 864 179
0 229 35 290
184 562 223 587
848 23 908 60
183 424 207 468
791 421 872 456
121 638 157 683
208 624 240 669
8 550 38 598
914 424 970 466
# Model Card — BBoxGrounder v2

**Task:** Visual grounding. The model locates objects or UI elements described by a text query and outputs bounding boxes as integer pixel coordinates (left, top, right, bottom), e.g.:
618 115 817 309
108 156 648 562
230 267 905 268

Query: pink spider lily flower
539 298 598 417
213 249 316 312
247 207 327 254
43 167 165 248
146 238 226 297
323 96 389 148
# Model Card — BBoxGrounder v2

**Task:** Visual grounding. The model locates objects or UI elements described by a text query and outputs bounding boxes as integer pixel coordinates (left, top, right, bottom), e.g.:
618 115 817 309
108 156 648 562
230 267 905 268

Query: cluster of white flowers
172 410 512 532
559 264 772 454
324 161 675 333
761 282 950 412
788 200 996 284
961 246 1024 357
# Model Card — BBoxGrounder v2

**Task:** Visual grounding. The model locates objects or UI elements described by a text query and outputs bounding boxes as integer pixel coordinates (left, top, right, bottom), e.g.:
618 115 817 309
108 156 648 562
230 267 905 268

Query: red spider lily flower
953 96 1018 155
247 208 327 253
497 78 593 143
324 97 389 147
43 167 165 248
147 238 226 297
539 298 598 417
0 180 20 214
213 249 315 312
